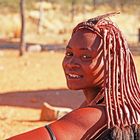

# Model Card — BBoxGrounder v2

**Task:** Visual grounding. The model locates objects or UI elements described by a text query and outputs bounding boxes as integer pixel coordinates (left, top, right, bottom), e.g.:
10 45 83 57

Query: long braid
119 33 140 122
108 33 115 127
111 29 122 127
103 29 111 128
72 12 140 128
117 32 131 126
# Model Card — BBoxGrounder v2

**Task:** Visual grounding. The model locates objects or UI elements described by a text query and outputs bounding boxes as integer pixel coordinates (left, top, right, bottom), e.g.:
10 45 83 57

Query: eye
81 54 92 60
65 51 73 57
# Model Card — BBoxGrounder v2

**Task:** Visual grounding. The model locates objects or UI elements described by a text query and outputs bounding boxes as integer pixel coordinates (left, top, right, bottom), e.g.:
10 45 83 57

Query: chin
68 86 81 90
67 84 81 90
67 84 82 90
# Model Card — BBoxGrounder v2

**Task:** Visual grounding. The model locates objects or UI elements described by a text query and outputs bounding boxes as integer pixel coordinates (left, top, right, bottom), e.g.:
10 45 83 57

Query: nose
66 57 80 69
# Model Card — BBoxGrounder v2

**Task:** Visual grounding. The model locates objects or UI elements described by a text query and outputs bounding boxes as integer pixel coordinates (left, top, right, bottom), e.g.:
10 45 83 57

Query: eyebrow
66 45 91 51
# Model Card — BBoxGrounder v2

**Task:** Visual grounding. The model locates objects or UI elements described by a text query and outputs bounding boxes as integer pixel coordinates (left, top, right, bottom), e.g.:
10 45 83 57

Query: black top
45 125 56 140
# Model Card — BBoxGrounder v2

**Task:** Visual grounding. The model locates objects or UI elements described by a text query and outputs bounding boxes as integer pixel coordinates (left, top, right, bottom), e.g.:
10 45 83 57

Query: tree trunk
19 0 26 56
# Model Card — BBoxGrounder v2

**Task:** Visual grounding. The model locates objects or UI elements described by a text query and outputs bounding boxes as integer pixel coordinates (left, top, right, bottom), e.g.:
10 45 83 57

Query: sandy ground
0 49 85 139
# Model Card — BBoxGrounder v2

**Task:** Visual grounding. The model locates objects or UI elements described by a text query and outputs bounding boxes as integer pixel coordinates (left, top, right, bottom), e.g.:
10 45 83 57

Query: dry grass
0 4 139 44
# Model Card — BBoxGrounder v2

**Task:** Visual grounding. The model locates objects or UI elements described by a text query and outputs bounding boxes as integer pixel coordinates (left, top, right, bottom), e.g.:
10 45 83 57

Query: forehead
68 29 101 50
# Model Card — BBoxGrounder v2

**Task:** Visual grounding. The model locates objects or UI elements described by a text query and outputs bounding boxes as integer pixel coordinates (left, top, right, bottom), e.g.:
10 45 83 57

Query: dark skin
62 29 104 103
8 30 107 140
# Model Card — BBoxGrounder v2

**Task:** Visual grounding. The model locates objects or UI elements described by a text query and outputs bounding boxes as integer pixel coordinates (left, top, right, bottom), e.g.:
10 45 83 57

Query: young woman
8 12 140 140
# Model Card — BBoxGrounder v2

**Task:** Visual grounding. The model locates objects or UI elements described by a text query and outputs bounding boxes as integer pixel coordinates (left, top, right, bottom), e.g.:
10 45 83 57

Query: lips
66 73 83 79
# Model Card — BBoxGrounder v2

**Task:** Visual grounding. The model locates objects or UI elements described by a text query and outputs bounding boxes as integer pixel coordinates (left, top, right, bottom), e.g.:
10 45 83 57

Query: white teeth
68 74 81 78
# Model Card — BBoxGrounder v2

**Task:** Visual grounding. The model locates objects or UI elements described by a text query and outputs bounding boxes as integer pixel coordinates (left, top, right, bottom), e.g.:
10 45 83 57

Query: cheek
89 59 104 83
90 58 104 74
83 66 94 82
62 58 66 70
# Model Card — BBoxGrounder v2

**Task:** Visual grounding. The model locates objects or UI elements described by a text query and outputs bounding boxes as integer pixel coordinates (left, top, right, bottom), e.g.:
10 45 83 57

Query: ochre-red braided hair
72 12 140 128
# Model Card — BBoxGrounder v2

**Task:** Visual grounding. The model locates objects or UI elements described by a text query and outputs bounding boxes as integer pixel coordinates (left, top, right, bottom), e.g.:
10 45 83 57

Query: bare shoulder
7 106 106 140
63 106 106 127
50 106 107 140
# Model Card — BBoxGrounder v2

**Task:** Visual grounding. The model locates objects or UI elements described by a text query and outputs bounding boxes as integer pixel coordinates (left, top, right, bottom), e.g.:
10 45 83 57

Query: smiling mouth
66 73 83 79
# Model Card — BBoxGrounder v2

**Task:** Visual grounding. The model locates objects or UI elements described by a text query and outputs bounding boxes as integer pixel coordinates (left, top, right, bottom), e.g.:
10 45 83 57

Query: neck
83 87 101 103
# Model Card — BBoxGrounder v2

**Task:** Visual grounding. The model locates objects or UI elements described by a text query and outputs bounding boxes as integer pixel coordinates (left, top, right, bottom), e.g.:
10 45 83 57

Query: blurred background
0 0 140 139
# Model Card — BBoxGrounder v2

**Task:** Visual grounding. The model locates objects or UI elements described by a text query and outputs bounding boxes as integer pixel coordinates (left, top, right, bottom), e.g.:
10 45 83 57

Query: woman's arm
7 127 52 140
7 106 106 140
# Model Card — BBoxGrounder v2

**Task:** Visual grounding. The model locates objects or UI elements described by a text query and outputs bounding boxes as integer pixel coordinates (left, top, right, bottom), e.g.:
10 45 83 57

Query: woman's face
62 29 104 90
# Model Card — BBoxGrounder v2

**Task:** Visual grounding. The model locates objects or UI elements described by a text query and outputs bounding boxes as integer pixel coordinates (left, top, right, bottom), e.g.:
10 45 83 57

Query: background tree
19 0 26 56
